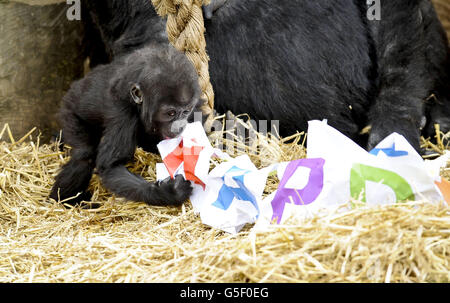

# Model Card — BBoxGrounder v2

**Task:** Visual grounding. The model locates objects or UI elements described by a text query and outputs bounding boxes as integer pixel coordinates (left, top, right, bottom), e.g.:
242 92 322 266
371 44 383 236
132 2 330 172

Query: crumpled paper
258 120 449 226
193 155 273 234
156 120 449 234
156 121 217 190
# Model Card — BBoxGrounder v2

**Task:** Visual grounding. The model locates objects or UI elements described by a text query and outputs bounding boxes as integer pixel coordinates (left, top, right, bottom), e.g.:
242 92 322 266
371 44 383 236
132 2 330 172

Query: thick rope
151 0 215 123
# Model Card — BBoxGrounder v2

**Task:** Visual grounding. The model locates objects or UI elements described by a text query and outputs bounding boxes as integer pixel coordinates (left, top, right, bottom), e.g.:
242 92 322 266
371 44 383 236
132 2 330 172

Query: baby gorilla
50 43 201 206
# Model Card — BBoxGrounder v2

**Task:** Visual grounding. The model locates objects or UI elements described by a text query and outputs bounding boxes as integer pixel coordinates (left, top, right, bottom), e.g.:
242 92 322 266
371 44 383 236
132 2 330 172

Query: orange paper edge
435 179 450 203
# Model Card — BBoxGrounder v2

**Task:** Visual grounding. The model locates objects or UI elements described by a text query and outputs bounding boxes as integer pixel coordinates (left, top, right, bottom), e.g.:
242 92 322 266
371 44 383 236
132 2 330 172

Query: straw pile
0 118 449 283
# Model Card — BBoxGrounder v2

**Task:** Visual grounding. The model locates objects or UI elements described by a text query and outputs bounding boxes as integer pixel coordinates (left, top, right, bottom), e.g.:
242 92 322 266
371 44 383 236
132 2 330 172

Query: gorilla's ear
130 84 143 104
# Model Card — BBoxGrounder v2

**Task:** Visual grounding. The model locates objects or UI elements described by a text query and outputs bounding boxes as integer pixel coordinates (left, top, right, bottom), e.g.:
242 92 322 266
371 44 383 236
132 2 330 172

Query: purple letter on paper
271 158 325 223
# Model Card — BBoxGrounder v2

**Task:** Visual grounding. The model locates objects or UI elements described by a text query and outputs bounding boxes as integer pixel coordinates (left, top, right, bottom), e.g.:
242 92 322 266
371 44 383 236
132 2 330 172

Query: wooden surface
0 1 84 142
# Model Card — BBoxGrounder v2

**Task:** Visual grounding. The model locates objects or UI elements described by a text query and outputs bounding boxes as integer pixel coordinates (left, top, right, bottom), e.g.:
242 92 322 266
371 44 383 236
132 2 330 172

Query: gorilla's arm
95 115 192 206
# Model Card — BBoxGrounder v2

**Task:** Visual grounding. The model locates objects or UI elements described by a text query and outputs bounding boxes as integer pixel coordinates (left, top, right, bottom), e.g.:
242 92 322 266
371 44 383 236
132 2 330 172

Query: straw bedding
0 118 449 283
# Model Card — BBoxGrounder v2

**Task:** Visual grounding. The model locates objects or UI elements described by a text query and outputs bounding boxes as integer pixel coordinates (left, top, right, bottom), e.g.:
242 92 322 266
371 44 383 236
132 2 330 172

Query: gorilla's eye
167 110 177 117
130 84 143 104
182 110 190 116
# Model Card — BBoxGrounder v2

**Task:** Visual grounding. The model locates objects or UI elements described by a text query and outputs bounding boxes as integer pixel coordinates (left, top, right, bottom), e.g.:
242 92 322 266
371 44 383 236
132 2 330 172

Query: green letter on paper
350 164 415 202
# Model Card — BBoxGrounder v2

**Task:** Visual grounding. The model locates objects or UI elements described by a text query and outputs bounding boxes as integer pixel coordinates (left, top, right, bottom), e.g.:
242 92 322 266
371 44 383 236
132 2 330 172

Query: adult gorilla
82 0 450 151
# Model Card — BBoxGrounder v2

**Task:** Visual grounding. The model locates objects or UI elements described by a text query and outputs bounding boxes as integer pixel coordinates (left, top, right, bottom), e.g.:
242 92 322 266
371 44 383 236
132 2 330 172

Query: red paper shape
162 140 205 188
163 142 184 178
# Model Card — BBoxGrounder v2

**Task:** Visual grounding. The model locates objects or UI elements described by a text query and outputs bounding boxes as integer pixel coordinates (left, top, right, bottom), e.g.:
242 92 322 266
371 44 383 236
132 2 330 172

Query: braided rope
151 0 215 122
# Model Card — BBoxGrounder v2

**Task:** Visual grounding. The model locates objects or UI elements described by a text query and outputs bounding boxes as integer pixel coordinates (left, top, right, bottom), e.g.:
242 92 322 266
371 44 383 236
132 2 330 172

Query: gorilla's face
123 43 202 140
151 83 201 139
130 81 201 140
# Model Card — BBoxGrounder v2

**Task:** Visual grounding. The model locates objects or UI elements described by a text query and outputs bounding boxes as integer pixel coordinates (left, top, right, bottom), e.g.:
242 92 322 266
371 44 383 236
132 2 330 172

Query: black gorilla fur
50 43 201 206
82 0 450 152
54 0 450 205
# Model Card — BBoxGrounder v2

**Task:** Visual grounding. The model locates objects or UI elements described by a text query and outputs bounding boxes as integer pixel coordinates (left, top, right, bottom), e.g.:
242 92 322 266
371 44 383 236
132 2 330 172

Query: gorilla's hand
156 175 193 206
